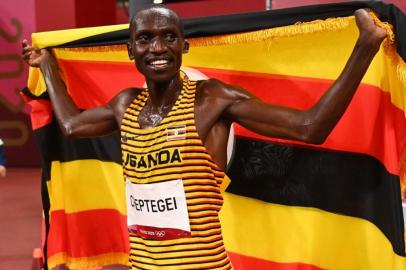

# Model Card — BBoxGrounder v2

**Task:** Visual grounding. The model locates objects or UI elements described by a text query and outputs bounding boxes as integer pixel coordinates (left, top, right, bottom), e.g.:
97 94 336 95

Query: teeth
151 60 168 65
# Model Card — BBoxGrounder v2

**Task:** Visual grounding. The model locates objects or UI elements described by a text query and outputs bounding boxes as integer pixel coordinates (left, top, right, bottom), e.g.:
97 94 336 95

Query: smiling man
22 4 387 270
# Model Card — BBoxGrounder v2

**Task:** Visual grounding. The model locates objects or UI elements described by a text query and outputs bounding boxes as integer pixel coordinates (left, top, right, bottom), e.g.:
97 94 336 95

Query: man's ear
183 40 189 53
127 42 134 60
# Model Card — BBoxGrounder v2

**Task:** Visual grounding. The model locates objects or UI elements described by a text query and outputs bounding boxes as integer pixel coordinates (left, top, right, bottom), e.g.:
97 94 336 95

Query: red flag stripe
198 67 406 176
47 209 129 258
227 251 326 270
36 61 406 175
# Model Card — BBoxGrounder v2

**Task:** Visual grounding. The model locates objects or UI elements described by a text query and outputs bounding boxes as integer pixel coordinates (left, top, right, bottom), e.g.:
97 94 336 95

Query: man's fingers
22 44 35 55
21 40 39 55
22 51 31 60
21 39 30 51
21 39 42 67
22 46 29 54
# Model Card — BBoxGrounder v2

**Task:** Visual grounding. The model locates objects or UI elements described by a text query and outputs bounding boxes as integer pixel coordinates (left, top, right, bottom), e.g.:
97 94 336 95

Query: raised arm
218 9 387 144
22 40 133 138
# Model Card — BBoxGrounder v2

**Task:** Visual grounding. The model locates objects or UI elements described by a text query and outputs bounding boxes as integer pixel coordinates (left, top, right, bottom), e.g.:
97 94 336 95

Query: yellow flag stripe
47 160 126 214
31 24 128 48
219 192 406 270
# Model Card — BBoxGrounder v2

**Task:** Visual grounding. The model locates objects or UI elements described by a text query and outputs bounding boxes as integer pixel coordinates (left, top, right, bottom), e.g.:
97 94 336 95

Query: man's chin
144 71 181 83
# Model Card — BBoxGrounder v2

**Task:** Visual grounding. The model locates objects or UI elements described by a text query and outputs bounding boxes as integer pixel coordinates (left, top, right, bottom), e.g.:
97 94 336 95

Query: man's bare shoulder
195 78 232 101
196 78 253 102
196 78 226 91
109 87 145 109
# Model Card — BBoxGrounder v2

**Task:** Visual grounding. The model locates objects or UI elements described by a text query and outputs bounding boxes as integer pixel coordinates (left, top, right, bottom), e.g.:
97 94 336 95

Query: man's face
129 9 187 82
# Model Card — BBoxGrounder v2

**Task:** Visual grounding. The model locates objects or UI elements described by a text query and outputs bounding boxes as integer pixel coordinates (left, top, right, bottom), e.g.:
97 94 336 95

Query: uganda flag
23 1 406 270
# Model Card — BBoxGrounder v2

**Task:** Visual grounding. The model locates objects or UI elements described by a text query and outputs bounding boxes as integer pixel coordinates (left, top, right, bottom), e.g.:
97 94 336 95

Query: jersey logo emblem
167 125 186 141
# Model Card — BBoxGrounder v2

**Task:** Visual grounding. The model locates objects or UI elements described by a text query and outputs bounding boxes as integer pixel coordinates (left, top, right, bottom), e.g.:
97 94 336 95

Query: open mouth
147 58 172 70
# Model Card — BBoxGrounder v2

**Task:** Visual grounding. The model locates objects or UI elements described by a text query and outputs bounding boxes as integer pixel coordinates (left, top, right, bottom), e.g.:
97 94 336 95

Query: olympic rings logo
155 231 166 237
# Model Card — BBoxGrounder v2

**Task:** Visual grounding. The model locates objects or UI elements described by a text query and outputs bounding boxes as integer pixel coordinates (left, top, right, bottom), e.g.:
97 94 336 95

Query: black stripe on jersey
184 85 197 91
130 251 229 266
190 229 224 238
186 194 223 200
120 127 198 143
187 203 223 209
188 212 220 219
190 219 222 226
187 198 223 205
168 108 195 118
174 105 195 112
182 156 222 168
182 153 221 169
187 202 223 209
126 103 194 118
124 177 221 187
185 187 223 193
173 95 195 103
128 96 147 106
129 92 148 102
176 93 195 100
121 114 195 131
129 235 224 247
121 142 204 155
178 149 208 155
121 131 199 144
183 175 225 182
121 121 196 137
126 105 142 114
127 172 215 181
131 241 225 255
125 162 215 174
182 156 223 172
183 181 222 189
130 248 227 264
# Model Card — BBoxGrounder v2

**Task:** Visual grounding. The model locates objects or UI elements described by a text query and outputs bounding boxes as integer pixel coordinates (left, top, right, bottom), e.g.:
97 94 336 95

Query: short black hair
129 4 184 41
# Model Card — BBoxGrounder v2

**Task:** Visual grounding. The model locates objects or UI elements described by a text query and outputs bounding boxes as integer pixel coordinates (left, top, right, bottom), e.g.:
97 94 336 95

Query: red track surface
0 168 42 270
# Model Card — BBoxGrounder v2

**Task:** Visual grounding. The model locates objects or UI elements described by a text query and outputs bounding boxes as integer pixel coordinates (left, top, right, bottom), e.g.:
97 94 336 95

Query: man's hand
355 9 387 50
22 39 52 67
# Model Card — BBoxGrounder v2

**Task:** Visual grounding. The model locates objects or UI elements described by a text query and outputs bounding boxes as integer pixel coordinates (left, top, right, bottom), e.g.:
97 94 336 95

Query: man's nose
150 37 167 53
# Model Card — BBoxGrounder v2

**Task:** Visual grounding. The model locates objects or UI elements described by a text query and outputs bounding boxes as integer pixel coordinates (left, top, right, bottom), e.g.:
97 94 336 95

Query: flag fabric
23 1 406 269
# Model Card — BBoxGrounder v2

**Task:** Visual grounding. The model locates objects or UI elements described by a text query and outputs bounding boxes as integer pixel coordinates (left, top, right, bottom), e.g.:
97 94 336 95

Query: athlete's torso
120 78 232 270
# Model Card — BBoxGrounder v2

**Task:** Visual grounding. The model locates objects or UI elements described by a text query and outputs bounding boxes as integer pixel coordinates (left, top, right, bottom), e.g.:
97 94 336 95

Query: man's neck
145 73 182 107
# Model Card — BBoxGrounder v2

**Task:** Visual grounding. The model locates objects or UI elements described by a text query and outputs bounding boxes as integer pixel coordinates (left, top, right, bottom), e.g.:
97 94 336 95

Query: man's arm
220 9 386 144
22 41 131 138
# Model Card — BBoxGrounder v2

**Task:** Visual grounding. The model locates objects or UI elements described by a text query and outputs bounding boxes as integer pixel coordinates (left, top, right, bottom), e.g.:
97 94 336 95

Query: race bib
126 179 191 240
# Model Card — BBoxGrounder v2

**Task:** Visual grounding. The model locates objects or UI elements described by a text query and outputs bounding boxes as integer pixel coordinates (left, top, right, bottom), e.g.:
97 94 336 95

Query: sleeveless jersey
120 78 233 270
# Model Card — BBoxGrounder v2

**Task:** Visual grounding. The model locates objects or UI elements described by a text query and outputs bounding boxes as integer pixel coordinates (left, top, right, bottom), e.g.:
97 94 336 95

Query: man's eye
136 35 149 44
164 34 176 42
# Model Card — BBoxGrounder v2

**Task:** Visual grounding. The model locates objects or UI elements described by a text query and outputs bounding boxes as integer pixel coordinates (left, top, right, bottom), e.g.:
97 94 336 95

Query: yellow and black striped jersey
120 78 232 270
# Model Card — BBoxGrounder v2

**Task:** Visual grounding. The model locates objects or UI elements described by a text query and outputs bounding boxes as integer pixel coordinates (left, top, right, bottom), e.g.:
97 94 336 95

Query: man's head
127 5 189 82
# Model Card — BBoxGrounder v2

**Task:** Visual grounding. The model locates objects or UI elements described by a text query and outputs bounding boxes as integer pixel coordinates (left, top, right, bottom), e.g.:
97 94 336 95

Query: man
23 5 386 270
